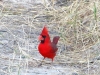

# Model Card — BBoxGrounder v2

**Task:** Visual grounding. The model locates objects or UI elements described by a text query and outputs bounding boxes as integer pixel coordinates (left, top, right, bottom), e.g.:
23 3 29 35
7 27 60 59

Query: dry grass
42 0 100 51
0 0 100 75
41 0 100 74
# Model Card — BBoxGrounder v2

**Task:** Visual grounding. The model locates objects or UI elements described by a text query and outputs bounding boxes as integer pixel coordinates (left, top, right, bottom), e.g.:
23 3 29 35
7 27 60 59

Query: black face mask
41 35 46 43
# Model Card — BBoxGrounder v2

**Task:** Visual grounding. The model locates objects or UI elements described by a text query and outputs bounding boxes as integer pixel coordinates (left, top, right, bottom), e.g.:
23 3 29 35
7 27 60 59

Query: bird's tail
53 36 60 45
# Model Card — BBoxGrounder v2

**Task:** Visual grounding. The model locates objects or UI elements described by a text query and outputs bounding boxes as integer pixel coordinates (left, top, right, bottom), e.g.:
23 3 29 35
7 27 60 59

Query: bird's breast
38 43 50 54
38 43 56 58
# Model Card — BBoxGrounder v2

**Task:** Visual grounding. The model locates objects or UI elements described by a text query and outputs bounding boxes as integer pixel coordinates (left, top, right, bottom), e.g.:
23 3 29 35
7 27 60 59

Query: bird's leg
38 57 45 66
52 58 54 62
51 58 54 65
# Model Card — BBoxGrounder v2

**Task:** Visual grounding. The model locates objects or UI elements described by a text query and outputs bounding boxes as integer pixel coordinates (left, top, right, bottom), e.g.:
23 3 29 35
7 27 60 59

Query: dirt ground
0 0 100 75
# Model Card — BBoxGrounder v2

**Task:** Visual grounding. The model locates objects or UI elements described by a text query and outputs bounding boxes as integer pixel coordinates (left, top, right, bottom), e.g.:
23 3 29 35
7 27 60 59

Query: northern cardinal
38 26 60 62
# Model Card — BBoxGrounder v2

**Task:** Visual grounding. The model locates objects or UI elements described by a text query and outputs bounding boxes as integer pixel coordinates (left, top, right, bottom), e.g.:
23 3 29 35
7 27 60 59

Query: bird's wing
50 43 58 53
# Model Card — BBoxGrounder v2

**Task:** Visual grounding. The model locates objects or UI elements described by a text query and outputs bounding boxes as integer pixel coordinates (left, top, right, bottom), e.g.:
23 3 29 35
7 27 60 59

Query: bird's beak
38 35 43 41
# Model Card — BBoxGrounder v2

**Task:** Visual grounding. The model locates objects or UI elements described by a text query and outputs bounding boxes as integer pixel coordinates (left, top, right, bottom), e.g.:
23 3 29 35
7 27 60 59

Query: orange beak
38 35 44 41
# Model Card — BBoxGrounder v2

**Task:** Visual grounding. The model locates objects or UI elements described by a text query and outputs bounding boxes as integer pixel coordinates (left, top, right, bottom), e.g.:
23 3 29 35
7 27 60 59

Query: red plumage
38 26 60 61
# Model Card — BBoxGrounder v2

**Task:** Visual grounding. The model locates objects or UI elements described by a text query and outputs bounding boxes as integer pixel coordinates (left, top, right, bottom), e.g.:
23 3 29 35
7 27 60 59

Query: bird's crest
41 26 48 35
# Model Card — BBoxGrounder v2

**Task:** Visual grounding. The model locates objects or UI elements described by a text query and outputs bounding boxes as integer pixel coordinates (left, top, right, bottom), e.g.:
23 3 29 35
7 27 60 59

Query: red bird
38 26 60 62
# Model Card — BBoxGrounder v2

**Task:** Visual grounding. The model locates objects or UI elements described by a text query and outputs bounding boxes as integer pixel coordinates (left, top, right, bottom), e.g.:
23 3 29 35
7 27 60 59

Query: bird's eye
42 35 46 38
